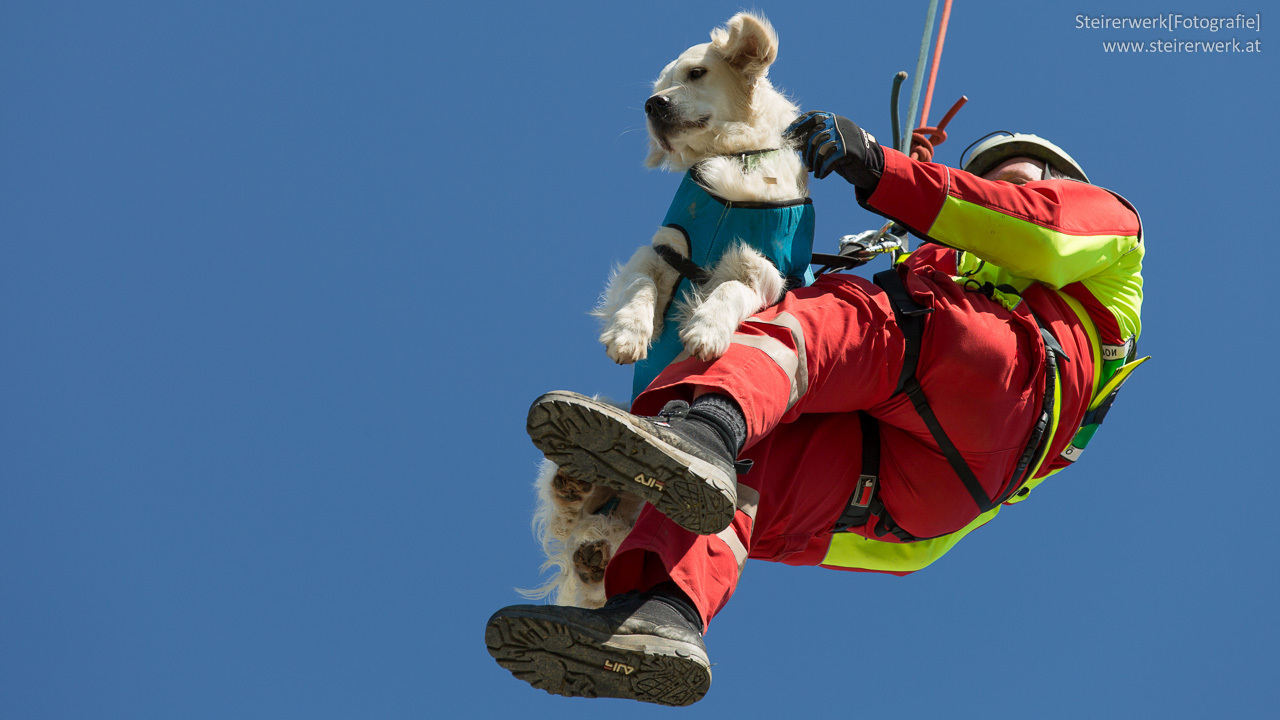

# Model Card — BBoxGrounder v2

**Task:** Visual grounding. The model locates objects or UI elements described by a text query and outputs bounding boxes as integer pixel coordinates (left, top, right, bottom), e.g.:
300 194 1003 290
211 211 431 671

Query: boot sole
485 607 711 706
527 391 736 535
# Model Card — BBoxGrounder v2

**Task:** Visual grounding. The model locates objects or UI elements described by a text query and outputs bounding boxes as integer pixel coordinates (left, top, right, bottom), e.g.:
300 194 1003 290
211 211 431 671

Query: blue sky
3 1 1276 718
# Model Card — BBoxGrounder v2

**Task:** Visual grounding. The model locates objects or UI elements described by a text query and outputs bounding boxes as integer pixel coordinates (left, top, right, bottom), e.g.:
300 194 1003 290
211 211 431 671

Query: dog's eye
688 67 707 80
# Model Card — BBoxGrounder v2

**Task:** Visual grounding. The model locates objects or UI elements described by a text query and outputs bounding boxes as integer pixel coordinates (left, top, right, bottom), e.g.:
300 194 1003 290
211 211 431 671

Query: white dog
523 12 811 608
598 12 809 372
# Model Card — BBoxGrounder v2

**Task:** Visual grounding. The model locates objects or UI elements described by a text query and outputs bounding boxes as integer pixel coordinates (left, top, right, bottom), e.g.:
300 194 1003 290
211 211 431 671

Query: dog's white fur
524 13 805 608
596 12 806 363
521 457 644 608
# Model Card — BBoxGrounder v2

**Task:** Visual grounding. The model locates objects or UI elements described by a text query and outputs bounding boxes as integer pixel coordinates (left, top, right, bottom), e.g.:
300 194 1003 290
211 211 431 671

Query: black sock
649 581 704 633
689 393 747 456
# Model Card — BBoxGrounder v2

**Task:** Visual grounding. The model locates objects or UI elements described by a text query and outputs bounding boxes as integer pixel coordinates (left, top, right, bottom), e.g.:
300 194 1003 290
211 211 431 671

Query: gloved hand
785 111 885 191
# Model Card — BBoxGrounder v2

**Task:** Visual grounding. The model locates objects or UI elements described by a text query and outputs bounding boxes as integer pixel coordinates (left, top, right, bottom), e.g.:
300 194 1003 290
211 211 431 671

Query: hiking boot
527 391 739 535
485 591 711 706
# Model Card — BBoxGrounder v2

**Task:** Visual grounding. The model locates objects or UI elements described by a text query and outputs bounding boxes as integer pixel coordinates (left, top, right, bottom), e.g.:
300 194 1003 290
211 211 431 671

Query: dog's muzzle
645 94 677 124
646 94 708 139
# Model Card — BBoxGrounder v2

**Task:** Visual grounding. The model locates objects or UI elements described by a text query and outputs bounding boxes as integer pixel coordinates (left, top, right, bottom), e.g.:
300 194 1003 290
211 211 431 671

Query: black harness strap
831 412 918 541
655 237 808 296
997 324 1064 505
878 269 931 394
832 413 880 533
875 268 993 513
654 239 712 285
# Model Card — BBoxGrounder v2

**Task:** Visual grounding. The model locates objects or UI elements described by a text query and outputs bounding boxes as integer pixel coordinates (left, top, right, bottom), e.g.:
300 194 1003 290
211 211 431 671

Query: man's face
982 156 1046 185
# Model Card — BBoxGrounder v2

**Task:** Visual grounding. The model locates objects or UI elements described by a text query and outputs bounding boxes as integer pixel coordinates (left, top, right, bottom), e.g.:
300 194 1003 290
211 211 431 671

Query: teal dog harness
632 160 816 400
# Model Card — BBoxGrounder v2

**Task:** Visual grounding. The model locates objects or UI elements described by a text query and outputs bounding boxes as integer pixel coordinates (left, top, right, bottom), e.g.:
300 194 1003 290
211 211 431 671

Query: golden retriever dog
523 12 809 608
598 11 807 365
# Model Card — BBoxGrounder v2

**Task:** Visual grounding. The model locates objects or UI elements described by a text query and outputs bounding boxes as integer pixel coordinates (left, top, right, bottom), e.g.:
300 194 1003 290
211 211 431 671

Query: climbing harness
830 266 1068 540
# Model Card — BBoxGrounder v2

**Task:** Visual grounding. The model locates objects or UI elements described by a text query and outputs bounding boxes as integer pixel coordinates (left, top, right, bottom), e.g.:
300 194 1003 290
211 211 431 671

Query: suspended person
486 113 1147 706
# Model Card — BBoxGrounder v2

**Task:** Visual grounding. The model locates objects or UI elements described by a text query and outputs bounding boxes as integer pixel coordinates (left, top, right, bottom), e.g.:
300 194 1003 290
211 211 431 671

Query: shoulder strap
874 268 993 513
873 269 931 395
654 238 712 285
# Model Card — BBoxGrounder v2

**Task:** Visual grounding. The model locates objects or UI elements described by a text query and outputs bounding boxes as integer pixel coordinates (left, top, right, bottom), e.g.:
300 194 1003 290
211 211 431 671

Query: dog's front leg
679 244 786 361
593 227 686 364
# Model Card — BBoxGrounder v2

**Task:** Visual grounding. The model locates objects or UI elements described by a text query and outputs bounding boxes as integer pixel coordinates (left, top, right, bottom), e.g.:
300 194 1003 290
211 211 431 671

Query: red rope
910 95 967 162
911 0 960 162
919 0 954 128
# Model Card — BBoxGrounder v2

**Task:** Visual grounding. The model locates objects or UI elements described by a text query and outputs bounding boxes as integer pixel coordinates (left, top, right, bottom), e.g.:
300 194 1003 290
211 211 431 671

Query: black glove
785 111 885 191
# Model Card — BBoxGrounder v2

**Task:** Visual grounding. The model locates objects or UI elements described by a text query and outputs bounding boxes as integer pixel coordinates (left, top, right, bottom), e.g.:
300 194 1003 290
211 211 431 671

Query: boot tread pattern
485 613 710 706
527 393 735 535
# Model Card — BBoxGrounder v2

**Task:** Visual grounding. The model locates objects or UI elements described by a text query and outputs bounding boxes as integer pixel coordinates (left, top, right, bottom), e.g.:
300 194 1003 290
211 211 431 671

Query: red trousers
604 267 1094 630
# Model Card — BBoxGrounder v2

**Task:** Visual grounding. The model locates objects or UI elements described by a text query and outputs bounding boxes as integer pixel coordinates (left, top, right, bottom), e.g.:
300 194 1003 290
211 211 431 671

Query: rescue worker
486 113 1146 707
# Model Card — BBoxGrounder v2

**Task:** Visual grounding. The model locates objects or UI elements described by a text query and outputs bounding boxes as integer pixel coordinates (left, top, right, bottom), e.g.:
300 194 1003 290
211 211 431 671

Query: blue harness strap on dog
632 161 816 400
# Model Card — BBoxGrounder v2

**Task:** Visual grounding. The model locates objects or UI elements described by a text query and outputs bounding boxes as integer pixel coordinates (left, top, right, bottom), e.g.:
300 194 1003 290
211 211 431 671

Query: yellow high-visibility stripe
930 195 1140 290
1006 465 1064 503
821 506 1002 573
1089 357 1150 410
1018 357 1063 492
932 194 1143 343
1056 289 1103 400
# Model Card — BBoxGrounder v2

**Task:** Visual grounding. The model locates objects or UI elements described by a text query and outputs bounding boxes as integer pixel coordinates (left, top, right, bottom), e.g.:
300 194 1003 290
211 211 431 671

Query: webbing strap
831 412 918 541
996 325 1061 505
902 376 993 512
655 238 807 294
875 268 932 396
654 240 712 285
874 269 993 513
832 413 881 532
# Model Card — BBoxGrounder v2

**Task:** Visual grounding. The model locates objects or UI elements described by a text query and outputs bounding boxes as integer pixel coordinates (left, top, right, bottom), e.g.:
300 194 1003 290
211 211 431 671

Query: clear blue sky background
3 1 1276 718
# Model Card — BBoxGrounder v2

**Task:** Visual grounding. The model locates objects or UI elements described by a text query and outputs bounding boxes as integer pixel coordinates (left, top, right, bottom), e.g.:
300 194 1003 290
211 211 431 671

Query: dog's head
645 12 798 171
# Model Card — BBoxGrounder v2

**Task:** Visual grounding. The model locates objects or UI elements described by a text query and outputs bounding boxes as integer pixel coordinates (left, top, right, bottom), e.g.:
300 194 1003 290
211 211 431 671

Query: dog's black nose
645 95 672 116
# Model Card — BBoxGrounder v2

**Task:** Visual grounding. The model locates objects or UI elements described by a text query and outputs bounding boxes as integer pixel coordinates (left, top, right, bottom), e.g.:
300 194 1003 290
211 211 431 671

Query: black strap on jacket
654 241 712 285
831 413 880 533
830 412 918 541
999 324 1065 504
877 268 992 512
655 241 809 298
831 267 1065 541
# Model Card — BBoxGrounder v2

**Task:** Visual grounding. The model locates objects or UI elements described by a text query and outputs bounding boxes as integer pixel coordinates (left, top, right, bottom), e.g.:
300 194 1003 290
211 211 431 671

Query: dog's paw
551 470 593 504
573 539 612 585
599 323 651 364
679 308 737 361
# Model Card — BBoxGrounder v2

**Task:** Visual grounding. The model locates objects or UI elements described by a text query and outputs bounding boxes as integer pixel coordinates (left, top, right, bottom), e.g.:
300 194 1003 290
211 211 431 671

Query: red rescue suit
604 148 1145 631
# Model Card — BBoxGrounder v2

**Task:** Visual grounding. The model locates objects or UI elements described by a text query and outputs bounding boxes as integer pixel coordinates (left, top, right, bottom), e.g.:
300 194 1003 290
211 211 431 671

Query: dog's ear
711 12 778 80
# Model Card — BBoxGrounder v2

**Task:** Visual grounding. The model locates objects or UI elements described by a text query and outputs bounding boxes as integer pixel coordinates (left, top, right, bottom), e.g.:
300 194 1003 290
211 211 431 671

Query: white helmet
961 132 1089 183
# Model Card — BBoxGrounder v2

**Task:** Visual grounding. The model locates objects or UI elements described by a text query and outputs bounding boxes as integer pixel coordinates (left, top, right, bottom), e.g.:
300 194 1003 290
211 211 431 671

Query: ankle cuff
688 394 747 456
648 582 704 633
